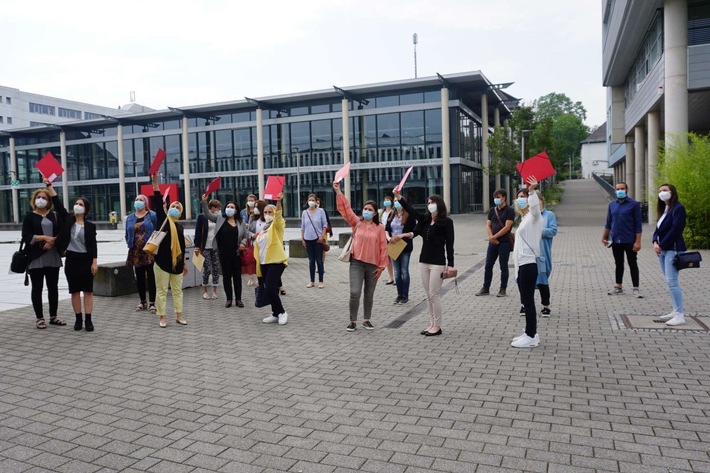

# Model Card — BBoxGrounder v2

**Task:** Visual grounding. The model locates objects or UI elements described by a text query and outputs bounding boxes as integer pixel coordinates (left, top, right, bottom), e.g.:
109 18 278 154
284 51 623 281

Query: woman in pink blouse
334 182 389 332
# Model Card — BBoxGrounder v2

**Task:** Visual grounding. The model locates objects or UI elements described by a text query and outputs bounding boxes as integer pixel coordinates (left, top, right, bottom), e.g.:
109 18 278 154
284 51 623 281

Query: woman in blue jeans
652 183 687 327
385 199 418 304
301 193 329 289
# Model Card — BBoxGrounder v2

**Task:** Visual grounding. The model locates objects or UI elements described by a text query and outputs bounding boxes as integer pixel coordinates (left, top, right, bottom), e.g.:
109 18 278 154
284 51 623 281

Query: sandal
36 319 47 329
49 317 67 326
149 304 157 314
135 302 148 311
280 289 287 296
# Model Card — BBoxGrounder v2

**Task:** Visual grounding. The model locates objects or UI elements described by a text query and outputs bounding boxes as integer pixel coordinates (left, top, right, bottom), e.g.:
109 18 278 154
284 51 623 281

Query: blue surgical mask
134 200 145 210
394 201 402 210
168 208 180 219
383 200 392 208
515 197 528 209
225 208 236 217
616 190 627 199
493 198 502 207
362 210 374 221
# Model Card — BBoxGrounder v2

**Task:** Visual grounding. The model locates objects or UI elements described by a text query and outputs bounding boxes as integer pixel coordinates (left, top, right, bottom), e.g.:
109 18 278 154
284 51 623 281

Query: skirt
65 251 94 293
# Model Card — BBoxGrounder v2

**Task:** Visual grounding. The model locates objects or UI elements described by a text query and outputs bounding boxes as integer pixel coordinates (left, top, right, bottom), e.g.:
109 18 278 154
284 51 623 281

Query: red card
333 162 350 184
205 176 221 195
140 184 178 206
263 175 285 200
394 166 413 192
516 151 556 183
148 148 166 176
36 152 64 183
162 185 171 203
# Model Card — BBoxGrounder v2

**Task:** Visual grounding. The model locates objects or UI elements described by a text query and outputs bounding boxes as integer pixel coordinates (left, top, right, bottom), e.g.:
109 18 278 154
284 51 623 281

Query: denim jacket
125 210 157 249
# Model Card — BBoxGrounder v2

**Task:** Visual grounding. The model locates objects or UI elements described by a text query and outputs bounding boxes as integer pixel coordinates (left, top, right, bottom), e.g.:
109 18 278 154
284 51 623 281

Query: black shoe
394 296 402 304
225 300 232 308
541 307 551 316
475 288 490 296
346 322 357 332
520 305 525 315
496 289 507 297
235 300 244 308
84 314 94 332
362 321 374 330
398 297 409 304
74 314 83 331
423 329 442 336
420 329 430 335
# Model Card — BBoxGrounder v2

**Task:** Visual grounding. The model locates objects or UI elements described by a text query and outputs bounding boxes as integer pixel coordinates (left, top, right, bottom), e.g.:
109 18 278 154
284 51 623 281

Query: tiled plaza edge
1 179 709 473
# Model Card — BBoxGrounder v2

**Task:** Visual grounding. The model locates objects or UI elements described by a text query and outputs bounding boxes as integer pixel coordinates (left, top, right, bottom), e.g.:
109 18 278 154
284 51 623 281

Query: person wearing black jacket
21 180 64 329
393 189 455 336
51 183 98 332
151 175 187 328
385 199 418 304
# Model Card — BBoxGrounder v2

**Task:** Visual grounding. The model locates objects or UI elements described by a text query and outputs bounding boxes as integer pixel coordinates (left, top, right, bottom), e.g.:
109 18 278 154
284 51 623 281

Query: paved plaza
1 179 709 473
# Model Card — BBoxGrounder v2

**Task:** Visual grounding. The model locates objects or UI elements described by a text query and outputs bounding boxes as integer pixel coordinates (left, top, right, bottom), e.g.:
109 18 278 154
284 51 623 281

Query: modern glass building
0 71 517 223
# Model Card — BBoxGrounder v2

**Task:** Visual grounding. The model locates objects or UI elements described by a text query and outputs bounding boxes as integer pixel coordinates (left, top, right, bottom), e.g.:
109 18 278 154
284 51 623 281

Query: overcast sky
3 0 606 128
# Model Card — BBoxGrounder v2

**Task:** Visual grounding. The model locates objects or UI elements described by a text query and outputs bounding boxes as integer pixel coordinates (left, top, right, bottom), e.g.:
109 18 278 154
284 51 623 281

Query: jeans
391 250 411 298
420 262 445 328
658 250 684 314
348 258 378 321
483 238 511 290
305 239 324 282
517 263 538 337
611 243 639 287
29 267 60 319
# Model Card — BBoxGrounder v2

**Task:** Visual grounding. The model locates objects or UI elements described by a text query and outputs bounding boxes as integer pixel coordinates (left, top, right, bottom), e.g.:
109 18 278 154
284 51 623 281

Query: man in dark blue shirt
476 189 516 297
602 182 643 297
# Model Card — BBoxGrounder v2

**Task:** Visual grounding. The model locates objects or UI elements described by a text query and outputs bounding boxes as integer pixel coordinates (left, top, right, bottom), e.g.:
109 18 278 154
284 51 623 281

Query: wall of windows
624 12 663 105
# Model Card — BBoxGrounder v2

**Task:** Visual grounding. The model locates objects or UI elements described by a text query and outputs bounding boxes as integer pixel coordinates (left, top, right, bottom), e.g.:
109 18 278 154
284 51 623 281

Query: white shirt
512 191 542 276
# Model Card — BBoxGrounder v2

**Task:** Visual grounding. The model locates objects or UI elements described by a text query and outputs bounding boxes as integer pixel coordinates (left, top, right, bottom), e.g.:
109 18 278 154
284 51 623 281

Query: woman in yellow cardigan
254 192 289 325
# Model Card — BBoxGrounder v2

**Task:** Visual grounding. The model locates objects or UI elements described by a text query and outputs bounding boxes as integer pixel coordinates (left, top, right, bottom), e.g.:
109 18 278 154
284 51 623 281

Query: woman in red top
334 182 388 332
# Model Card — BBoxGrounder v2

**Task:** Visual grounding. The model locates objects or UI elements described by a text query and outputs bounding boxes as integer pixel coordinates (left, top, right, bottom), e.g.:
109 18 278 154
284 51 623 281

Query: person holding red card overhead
151 174 187 328
21 179 65 329
255 192 289 326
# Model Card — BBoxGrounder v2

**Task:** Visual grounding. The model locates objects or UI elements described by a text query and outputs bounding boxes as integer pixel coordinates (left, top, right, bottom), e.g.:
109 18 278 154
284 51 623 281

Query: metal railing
592 171 615 199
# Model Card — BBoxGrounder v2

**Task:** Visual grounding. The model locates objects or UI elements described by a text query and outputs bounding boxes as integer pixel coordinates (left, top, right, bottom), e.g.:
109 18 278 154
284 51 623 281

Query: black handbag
673 251 702 270
255 283 271 308
10 240 29 274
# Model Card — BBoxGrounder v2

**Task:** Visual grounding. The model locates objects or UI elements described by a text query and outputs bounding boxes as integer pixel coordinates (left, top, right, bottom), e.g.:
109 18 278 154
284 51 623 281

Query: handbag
143 218 168 255
440 268 458 279
338 222 361 262
306 211 330 252
240 241 255 266
673 251 702 270
255 283 270 308
494 207 514 248
10 240 29 274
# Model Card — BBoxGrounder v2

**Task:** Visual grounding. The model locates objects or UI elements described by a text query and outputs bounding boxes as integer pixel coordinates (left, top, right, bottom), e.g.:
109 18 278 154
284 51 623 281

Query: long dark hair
225 201 242 222
426 194 447 220
656 183 679 217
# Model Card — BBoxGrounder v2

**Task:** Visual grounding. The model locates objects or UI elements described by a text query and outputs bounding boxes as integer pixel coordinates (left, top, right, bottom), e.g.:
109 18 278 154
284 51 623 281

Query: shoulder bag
143 217 168 256
306 211 330 252
240 239 255 266
10 240 29 274
338 221 361 262
494 207 515 248
673 251 702 270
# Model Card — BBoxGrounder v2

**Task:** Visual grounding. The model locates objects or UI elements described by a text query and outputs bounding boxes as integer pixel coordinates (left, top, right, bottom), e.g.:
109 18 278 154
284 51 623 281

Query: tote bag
338 222 361 262
143 218 168 256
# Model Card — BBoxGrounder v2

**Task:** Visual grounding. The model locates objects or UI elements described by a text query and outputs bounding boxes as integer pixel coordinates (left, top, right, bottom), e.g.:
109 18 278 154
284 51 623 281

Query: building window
58 107 82 119
5 97 10 105
30 121 45 127
6 117 11 124
29 103 56 115
0 116 4 123
624 12 663 105
85 112 103 120
689 3 710 45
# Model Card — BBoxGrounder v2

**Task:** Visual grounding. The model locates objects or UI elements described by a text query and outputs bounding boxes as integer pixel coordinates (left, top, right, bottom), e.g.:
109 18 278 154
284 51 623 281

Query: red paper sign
394 166 413 192
333 162 350 184
205 176 221 195
140 184 179 206
263 175 285 200
162 185 170 203
516 151 556 183
148 148 166 176
36 152 64 183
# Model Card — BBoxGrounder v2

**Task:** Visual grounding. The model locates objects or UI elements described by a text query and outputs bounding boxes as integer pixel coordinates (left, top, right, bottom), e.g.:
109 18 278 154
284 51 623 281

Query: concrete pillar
634 125 646 201
10 137 18 223
625 137 635 196
256 107 265 197
664 0 689 143
647 111 661 223
59 130 69 210
481 93 489 212
181 116 191 219
341 98 351 199
610 87 626 145
441 87 451 209
493 107 501 192
117 124 127 221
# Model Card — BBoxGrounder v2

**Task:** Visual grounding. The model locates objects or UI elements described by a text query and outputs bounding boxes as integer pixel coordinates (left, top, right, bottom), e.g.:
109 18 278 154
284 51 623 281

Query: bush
542 186 564 208
659 133 710 249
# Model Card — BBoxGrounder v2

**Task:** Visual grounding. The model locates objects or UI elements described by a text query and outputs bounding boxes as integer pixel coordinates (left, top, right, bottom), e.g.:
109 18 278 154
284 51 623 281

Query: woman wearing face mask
52 188 98 332
240 194 258 286
194 199 222 300
511 176 542 348
201 194 248 308
392 189 454 336
255 193 289 325
385 196 418 304
380 196 396 285
151 174 187 328
22 180 65 329
125 194 157 313
301 193 329 289
653 184 687 327
334 182 388 332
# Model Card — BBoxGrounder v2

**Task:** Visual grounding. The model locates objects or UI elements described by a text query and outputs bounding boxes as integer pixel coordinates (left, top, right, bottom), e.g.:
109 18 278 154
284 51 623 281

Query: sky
2 0 606 128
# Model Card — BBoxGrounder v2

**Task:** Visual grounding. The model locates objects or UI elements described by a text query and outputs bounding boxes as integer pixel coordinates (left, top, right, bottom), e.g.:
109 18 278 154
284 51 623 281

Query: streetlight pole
413 33 418 78
520 129 533 163
292 146 300 210
132 160 139 197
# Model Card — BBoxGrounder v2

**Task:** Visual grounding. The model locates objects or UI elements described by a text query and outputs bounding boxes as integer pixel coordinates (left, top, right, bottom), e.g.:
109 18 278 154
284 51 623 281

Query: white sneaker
633 288 643 298
511 333 539 348
278 312 288 325
666 313 686 326
659 311 678 321
512 332 527 342
262 315 279 324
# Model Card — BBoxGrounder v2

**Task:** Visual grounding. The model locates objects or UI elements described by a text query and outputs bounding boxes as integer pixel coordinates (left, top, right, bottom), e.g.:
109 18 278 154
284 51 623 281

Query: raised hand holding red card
36 152 64 183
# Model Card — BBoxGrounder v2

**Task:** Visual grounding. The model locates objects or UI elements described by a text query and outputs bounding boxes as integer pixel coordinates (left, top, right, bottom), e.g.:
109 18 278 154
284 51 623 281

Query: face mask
394 201 402 210
516 197 528 209
427 203 438 214
308 201 316 208
35 198 48 209
225 208 236 217
168 208 180 219
264 214 274 223
493 198 502 207
616 190 627 199
210 210 220 215
73 204 85 215
134 200 145 210
247 201 255 208
362 210 374 220
659 191 671 202
383 200 392 208
253 208 260 215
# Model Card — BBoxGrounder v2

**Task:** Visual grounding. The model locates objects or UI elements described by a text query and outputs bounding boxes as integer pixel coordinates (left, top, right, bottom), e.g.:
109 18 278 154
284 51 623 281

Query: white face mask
253 208 260 215
35 198 48 209
659 190 672 202
427 203 438 214
247 201 255 208
308 201 316 208
264 214 274 223
73 204 85 215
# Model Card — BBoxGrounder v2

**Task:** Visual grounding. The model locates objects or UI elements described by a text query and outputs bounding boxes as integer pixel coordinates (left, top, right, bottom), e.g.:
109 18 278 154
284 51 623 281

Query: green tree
533 92 587 122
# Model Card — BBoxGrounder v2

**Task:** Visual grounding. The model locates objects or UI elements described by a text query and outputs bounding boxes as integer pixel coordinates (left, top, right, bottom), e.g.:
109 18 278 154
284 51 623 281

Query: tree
533 92 587 123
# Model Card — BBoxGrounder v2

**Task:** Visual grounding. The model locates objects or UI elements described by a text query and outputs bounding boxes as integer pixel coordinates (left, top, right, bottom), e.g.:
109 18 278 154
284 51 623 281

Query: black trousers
517 263 538 337
259 263 286 317
29 267 60 319
220 251 242 301
611 243 639 287
134 264 156 304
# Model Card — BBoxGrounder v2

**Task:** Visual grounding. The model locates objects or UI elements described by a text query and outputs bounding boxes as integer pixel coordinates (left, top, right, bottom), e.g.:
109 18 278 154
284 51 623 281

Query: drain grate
614 314 710 332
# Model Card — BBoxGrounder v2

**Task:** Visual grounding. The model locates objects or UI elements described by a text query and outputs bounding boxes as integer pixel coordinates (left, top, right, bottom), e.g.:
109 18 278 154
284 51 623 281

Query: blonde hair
30 189 53 211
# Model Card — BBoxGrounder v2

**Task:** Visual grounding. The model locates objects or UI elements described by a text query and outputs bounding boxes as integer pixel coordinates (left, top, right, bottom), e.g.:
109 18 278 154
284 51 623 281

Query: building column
117 124 127 221
181 116 191 219
481 93 489 212
664 0 689 143
625 137 635 195
341 98 351 199
59 130 69 211
10 137 19 223
493 107 501 192
256 107 265 197
647 111 661 223
441 87 451 209
634 125 646 201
